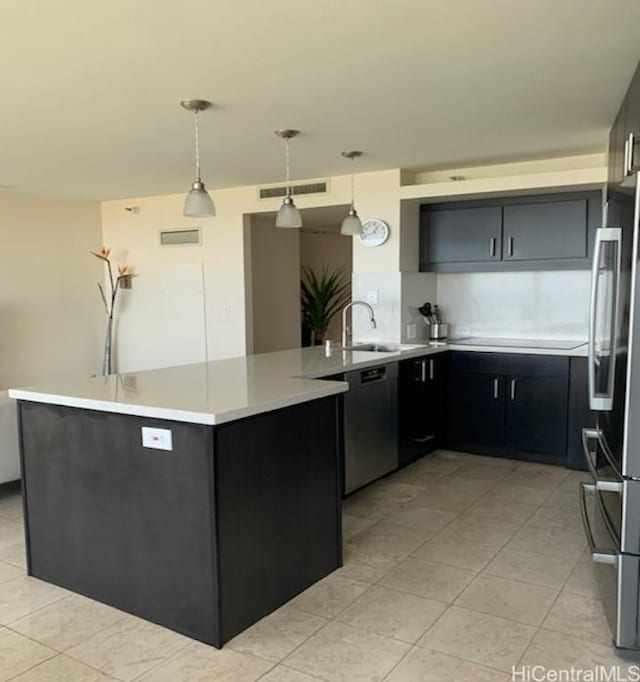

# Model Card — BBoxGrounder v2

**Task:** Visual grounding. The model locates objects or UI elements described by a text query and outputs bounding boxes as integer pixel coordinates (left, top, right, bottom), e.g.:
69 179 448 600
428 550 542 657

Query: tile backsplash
436 270 590 340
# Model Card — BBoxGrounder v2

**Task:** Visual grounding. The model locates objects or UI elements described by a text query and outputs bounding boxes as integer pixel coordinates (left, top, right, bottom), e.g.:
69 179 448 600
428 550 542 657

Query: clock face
359 219 390 247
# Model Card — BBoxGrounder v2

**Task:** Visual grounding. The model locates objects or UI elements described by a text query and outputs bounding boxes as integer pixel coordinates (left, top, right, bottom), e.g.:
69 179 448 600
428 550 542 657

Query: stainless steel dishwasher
343 363 399 495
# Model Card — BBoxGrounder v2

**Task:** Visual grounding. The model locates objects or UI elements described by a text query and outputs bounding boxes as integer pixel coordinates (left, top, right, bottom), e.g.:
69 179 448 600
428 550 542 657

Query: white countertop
447 337 588 356
8 339 588 425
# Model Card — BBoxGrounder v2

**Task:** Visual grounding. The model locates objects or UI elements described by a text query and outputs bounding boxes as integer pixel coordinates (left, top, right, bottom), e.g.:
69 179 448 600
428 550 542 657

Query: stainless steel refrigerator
581 64 640 654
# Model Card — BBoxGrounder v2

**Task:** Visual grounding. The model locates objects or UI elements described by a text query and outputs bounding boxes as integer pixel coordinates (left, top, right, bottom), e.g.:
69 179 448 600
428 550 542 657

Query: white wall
101 192 248 370
101 169 403 362
436 270 590 340
0 191 104 481
401 272 438 342
351 272 402 343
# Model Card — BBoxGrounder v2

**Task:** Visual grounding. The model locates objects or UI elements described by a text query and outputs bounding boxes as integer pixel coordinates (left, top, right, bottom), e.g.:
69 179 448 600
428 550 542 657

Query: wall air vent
159 228 202 246
258 181 329 200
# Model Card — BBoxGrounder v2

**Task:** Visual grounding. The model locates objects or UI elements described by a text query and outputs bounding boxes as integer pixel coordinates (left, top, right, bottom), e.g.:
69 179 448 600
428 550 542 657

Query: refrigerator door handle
582 427 601 478
579 482 618 565
588 227 622 411
582 427 623 482
624 132 638 176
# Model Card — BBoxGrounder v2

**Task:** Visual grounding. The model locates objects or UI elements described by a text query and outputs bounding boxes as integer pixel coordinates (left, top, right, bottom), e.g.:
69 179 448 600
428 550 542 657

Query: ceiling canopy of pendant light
181 99 215 218
340 150 363 235
274 129 302 228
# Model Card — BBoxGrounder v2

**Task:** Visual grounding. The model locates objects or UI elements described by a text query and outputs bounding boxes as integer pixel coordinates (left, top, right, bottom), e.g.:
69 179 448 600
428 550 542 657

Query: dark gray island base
17 395 342 648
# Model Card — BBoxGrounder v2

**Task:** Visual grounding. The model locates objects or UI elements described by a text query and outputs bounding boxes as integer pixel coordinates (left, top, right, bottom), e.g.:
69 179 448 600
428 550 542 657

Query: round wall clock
359 218 390 247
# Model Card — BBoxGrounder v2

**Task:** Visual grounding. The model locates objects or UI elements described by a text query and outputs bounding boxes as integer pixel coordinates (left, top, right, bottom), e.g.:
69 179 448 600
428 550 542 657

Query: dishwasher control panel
361 367 387 383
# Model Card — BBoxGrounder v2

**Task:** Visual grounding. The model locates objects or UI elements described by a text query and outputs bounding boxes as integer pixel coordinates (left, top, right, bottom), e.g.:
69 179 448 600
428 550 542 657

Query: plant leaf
300 265 351 336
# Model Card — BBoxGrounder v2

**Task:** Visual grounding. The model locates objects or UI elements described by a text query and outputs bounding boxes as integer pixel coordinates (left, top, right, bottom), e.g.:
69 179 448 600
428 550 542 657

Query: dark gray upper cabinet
423 206 502 264
420 191 601 272
609 60 640 189
502 199 588 261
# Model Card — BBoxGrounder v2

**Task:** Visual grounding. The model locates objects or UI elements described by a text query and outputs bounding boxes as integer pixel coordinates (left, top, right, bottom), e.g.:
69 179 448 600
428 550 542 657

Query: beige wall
0 192 104 387
101 169 402 364
0 191 103 482
250 217 301 353
300 230 352 343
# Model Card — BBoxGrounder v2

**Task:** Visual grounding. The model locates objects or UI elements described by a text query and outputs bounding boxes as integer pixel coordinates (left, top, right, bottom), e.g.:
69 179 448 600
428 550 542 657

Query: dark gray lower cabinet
449 372 506 451
18 397 342 648
447 352 570 464
504 375 568 455
567 357 596 471
399 354 448 466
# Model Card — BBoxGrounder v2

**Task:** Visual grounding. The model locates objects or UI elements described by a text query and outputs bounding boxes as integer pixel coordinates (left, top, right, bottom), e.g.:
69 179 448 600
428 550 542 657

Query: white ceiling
2 0 640 200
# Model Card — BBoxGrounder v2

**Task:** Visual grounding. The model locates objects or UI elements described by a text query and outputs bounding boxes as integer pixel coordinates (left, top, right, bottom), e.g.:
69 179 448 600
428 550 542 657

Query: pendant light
341 151 363 235
181 99 215 217
274 129 302 228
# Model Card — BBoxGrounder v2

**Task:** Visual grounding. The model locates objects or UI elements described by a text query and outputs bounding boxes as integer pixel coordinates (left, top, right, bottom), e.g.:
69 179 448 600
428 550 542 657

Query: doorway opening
247 205 353 354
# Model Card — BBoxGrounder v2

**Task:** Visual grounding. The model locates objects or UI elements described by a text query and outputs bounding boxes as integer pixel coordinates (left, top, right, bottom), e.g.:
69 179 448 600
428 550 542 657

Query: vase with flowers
91 246 135 376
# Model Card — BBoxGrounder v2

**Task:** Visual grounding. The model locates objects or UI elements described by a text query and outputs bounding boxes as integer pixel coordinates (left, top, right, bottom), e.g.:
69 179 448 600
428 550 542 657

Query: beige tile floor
0 451 635 681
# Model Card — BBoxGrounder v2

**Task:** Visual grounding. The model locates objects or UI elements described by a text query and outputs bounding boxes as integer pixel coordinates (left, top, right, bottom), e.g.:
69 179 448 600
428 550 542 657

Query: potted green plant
300 266 351 346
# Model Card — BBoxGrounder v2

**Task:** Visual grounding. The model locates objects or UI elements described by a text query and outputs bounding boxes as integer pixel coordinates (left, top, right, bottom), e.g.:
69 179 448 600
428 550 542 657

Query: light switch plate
366 289 379 304
141 427 173 451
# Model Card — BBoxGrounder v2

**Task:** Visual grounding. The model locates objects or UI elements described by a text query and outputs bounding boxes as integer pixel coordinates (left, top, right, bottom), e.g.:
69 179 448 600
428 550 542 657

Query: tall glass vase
102 315 114 376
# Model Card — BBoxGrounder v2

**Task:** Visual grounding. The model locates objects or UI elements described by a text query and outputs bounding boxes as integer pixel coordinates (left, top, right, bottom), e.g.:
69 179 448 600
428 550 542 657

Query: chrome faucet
341 301 377 348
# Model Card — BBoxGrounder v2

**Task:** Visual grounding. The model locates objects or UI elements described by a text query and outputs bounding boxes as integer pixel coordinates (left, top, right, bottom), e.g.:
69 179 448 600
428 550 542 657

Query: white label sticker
141 427 173 451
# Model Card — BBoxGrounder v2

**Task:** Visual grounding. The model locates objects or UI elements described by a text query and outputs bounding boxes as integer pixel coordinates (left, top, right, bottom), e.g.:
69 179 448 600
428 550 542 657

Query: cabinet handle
510 378 517 401
493 378 499 399
412 434 435 444
429 359 434 381
421 360 427 383
413 361 422 382
507 236 514 257
489 237 496 257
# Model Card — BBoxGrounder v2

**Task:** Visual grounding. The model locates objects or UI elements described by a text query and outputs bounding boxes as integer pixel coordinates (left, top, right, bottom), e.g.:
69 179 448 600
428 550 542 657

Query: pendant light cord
194 110 201 180
285 137 291 198
350 157 355 209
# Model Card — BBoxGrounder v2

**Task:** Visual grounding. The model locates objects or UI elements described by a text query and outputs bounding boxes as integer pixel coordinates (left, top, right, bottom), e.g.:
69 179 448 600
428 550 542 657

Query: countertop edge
8 341 587 425
9 380 349 426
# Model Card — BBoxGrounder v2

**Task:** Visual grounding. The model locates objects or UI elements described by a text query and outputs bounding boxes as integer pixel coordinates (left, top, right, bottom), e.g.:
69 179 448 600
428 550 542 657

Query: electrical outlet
141 427 173 451
406 323 417 340
456 326 471 337
366 289 379 304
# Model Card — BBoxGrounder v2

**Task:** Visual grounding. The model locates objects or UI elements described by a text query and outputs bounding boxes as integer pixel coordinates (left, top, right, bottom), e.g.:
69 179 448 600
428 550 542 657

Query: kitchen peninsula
9 341 587 648
10 351 359 648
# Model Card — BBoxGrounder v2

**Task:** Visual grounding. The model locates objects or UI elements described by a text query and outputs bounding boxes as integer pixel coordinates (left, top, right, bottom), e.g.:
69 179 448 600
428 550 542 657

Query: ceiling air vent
258 181 328 200
159 228 202 246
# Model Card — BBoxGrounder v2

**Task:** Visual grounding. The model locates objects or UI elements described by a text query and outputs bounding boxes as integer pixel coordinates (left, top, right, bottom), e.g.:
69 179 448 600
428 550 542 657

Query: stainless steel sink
344 343 427 353
344 343 396 352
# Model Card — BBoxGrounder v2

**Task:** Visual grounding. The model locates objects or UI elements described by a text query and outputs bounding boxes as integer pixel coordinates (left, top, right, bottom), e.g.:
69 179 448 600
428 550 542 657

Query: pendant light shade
340 151 363 236
274 129 302 228
181 99 215 217
184 180 216 217
341 207 363 235
276 196 303 228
